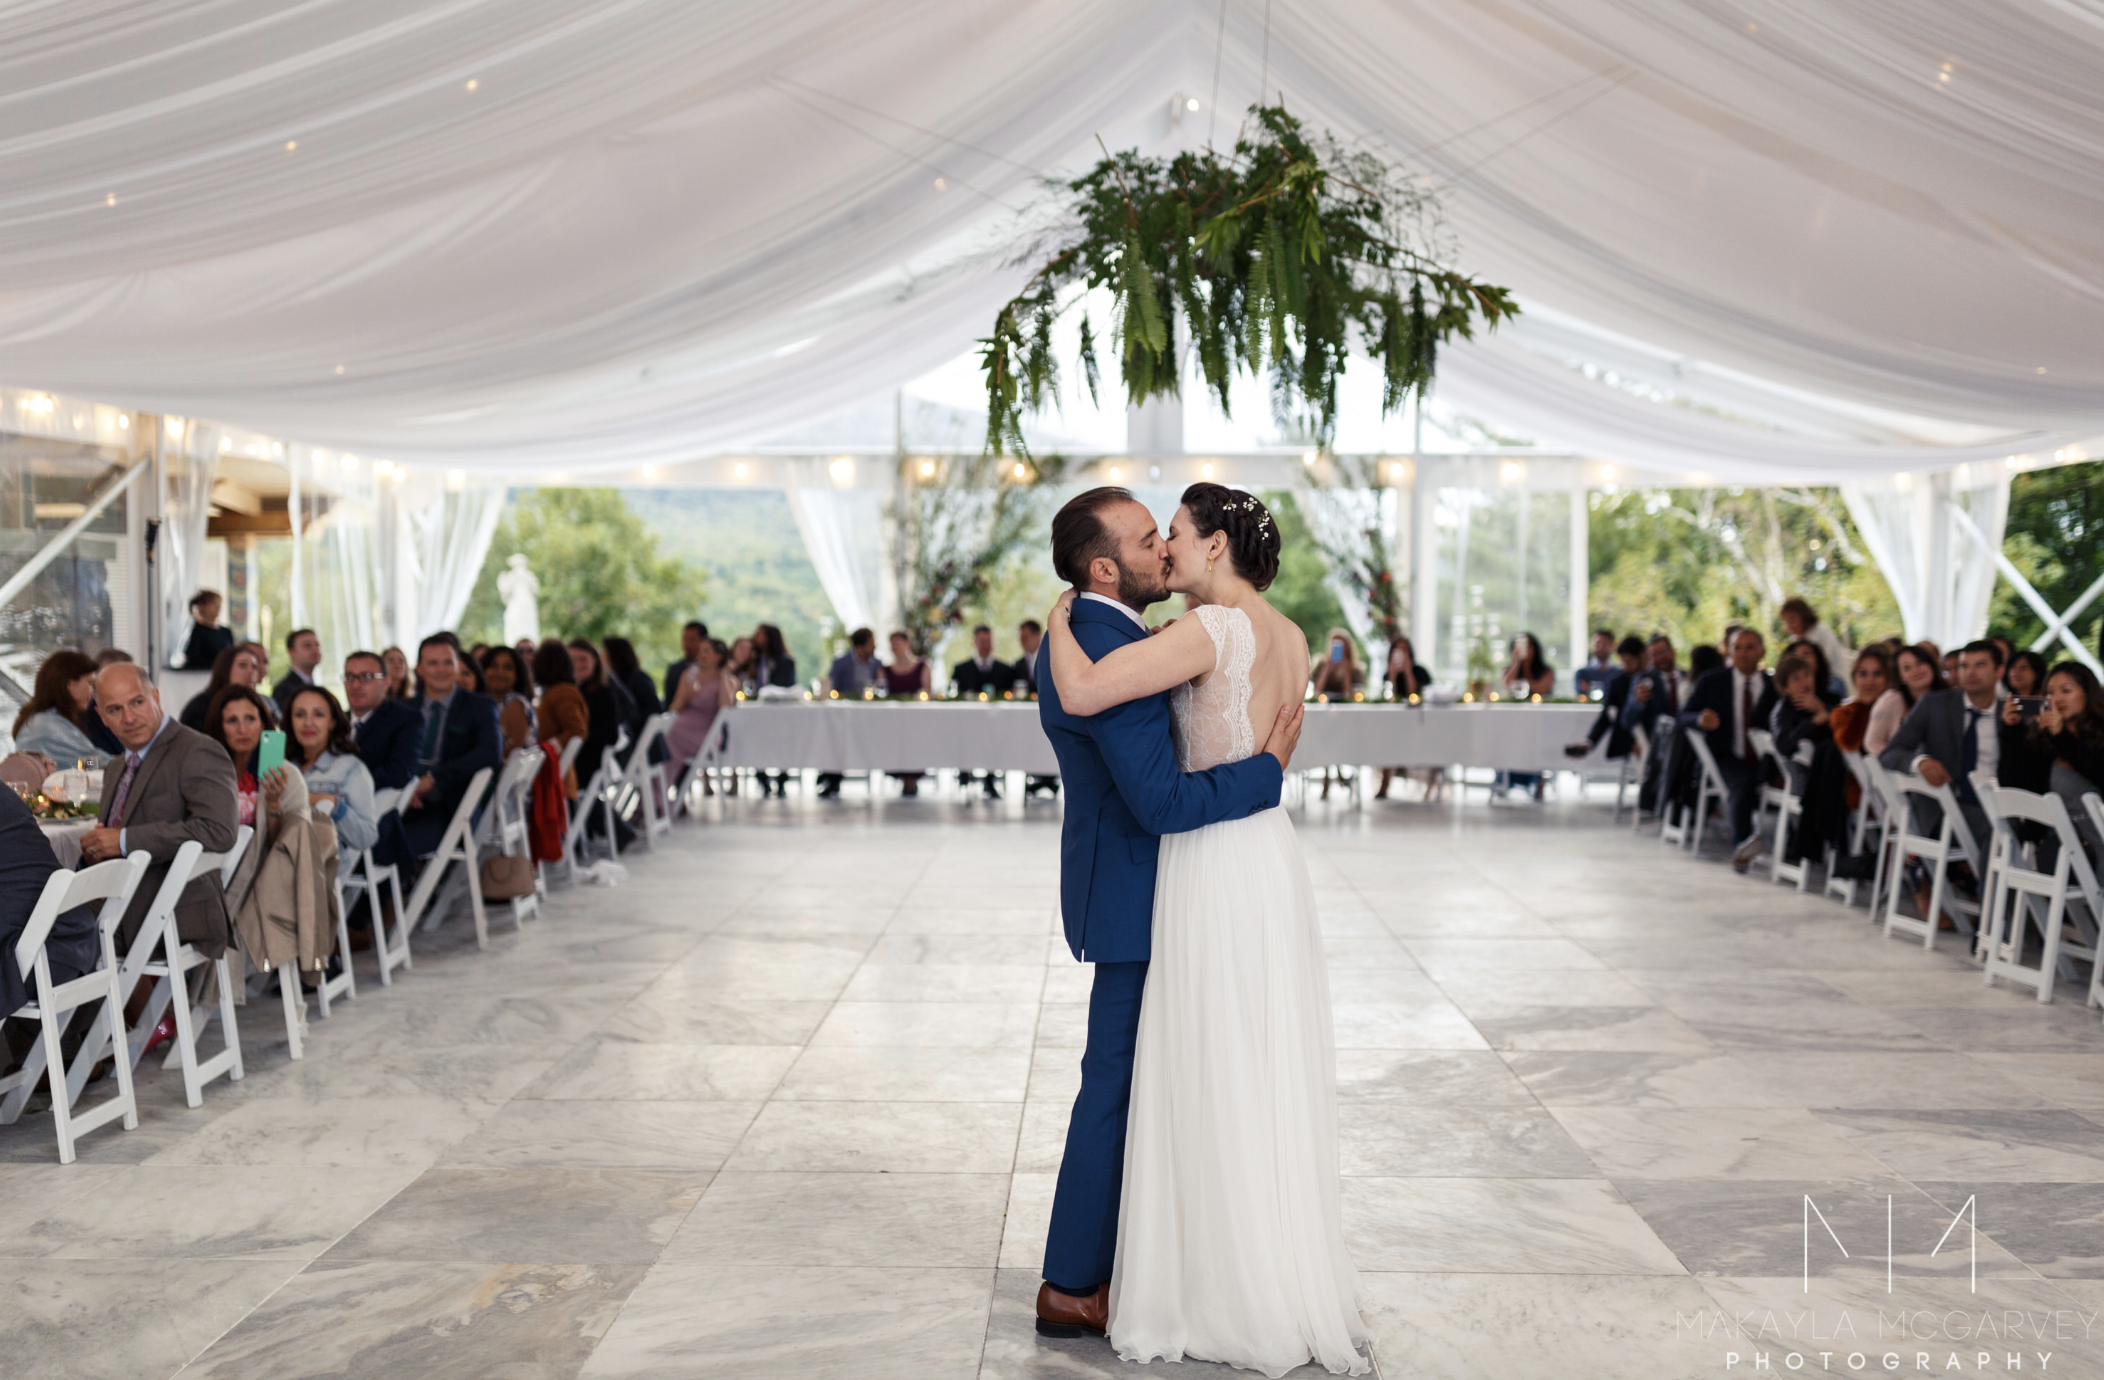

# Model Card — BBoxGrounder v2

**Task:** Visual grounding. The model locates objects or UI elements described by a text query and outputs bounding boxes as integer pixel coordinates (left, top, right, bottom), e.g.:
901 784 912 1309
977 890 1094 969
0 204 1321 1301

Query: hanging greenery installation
982 104 1518 456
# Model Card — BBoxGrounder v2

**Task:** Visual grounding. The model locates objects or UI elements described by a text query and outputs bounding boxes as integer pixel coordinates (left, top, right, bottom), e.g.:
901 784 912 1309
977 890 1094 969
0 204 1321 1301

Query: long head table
705 701 1605 774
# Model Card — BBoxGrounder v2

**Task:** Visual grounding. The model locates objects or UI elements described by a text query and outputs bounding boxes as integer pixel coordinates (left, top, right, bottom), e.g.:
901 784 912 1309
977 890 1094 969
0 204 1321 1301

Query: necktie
421 701 443 766
1957 708 1981 804
1739 676 1755 762
109 750 143 826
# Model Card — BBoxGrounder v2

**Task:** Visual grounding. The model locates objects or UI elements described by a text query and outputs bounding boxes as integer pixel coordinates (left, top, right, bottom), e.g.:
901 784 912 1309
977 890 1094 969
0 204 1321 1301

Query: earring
1206 557 1214 573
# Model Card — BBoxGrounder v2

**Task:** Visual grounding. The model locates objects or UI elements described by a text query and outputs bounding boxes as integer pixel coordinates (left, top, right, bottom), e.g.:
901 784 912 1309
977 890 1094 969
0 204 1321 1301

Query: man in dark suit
952 624 1013 799
816 629 884 799
1033 488 1302 1339
342 651 422 792
0 787 101 1061
1017 619 1058 798
1878 639 2003 864
663 621 709 706
270 628 323 719
1570 636 1661 759
77 664 238 958
1679 627 1776 871
398 636 501 858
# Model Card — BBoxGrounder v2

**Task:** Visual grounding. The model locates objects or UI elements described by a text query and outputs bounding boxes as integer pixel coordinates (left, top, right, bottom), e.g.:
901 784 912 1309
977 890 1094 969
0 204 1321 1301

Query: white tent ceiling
0 0 2099 481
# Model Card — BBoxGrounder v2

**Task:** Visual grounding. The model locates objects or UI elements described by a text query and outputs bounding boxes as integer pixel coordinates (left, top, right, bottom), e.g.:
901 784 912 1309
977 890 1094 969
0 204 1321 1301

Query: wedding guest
1864 643 1945 757
180 643 267 732
0 787 99 1064
567 638 632 796
514 638 536 664
1829 647 1892 757
1783 637 1837 708
79 662 238 964
666 637 738 772
1682 627 1776 871
1780 597 1850 697
663 620 709 705
532 640 589 799
1878 639 2003 874
271 628 323 717
342 651 422 791
1308 629 1362 699
725 635 757 690
10 650 106 767
1769 650 1849 867
81 653 126 756
1373 637 1435 802
883 631 930 796
1573 628 1617 699
2004 649 2048 700
286 685 377 879
181 589 234 671
951 624 1012 799
478 645 538 757
1573 636 1659 759
818 628 884 799
380 645 413 699
399 636 501 858
205 685 277 832
752 623 797 690
1498 632 1557 801
1016 620 1057 798
1999 662 2104 860
1990 634 2016 669
602 636 662 762
1647 635 1687 715
1941 647 1962 682
453 651 484 696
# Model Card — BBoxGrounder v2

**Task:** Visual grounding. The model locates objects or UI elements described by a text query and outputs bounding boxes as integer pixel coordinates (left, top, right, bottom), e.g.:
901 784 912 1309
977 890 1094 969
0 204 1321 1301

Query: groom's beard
1112 557 1171 612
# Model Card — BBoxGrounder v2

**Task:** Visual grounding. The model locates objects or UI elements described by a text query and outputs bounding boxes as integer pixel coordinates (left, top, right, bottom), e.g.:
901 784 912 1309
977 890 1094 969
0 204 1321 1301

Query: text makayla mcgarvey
1678 1305 2098 1372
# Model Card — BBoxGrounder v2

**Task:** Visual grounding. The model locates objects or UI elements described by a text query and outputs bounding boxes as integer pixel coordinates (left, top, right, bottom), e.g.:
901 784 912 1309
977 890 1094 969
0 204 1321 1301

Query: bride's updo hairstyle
1180 483 1280 591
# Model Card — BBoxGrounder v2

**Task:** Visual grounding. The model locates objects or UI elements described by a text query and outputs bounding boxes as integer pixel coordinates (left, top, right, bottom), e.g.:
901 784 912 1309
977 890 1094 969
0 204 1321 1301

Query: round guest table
38 818 93 868
703 701 1604 775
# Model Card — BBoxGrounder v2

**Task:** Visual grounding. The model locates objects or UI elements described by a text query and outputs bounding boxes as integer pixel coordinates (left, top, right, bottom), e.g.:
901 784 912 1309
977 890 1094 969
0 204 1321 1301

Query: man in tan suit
77 663 238 959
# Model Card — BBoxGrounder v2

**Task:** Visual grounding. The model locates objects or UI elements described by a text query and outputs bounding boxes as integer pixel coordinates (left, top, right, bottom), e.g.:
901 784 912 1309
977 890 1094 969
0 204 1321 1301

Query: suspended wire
1207 0 1228 149
1434 67 1635 189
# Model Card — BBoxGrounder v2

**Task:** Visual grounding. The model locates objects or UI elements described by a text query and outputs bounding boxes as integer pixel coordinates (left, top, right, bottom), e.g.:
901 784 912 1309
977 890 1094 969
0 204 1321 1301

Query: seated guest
751 623 797 690
1680 627 1776 871
380 646 413 699
567 639 636 848
1309 629 1366 801
1829 648 1892 757
818 628 885 799
181 590 234 672
532 640 589 798
1570 636 1659 759
1769 650 1851 867
1374 636 1435 802
11 650 107 768
1573 628 1617 699
2004 649 2048 700
951 624 1013 800
271 628 323 718
883 631 930 796
1647 635 1688 714
77 664 238 963
666 637 738 791
1780 597 1851 698
1 785 102 1065
1865 643 1944 756
1016 620 1058 798
286 686 378 880
179 643 266 732
664 620 709 705
1878 639 2003 879
1783 637 1837 709
1998 661 2104 860
204 685 279 832
1497 632 1556 802
602 637 660 763
342 651 423 791
399 636 501 858
724 635 757 691
477 646 538 757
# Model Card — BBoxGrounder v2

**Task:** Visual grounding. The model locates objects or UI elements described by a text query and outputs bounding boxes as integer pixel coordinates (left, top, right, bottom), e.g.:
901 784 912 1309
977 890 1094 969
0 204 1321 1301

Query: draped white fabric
0 2 2098 479
1840 469 2010 652
783 460 894 637
158 423 220 667
1295 486 1391 654
400 479 506 646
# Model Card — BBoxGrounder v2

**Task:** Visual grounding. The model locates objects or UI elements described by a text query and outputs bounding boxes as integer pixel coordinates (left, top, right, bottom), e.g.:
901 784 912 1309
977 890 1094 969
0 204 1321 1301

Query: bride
1043 484 1370 1378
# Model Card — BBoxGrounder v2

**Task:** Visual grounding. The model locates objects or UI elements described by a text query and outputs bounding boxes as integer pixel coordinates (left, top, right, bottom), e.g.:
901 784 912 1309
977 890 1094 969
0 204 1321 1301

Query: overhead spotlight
828 456 854 485
285 140 297 152
1107 464 1122 481
271 441 285 457
1500 461 1525 484
465 78 479 91
341 454 359 472
166 419 183 438
71 415 83 427
105 193 116 206
334 364 345 375
445 468 465 491
640 464 660 480
733 461 748 478
116 415 129 430
1599 463 1616 480
1186 97 1200 112
918 458 935 477
1012 461 1027 479
219 435 232 452
933 177 947 192
1200 462 1215 479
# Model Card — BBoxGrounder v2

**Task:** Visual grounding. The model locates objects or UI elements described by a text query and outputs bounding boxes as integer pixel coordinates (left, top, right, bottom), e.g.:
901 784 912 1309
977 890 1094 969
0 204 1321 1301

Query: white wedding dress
1108 603 1371 1378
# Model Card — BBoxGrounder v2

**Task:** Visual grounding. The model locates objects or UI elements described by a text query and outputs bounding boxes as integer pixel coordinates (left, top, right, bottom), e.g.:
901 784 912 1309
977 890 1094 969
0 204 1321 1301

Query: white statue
496 553 540 646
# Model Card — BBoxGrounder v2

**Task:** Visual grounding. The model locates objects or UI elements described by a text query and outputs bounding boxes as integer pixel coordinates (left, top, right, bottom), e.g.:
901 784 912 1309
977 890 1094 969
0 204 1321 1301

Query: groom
1034 487 1302 1338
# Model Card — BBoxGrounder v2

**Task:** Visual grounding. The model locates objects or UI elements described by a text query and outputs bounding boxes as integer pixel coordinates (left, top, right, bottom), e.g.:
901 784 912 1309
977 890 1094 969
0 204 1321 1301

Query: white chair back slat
402 765 496 949
1878 769 1983 951
1673 731 1731 856
1978 782 2101 1004
0 852 150 1162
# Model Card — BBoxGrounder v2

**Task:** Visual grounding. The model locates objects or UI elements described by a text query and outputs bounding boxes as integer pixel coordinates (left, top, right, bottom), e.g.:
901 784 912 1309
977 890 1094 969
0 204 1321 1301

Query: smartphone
257 729 286 776
1330 642 1345 663
2015 697 2047 721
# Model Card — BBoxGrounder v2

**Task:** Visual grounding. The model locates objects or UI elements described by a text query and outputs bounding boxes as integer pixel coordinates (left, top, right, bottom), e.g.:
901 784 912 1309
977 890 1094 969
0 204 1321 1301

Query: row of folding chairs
1632 712 2104 1019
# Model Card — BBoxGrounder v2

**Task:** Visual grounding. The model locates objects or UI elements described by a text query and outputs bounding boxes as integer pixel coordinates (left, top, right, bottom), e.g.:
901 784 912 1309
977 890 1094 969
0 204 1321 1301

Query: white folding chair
2086 792 2104 1019
1878 770 1983 950
403 765 496 949
1978 781 2102 1003
1634 717 1674 836
668 716 729 822
1608 724 1646 825
1756 735 1817 892
481 745 545 927
1667 731 1730 855
350 786 411 986
622 714 674 849
1860 757 1908 921
1824 752 1884 907
111 829 253 1107
0 853 149 1162
556 731 627 882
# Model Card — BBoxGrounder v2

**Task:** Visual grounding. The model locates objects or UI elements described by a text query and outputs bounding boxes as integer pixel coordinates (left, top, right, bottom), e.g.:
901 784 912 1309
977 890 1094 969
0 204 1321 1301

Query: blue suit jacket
353 696 425 793
1039 598 1283 964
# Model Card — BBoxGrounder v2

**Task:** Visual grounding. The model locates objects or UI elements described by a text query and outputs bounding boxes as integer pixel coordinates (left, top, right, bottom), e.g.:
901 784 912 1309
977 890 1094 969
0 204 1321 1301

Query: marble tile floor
4 785 2103 1379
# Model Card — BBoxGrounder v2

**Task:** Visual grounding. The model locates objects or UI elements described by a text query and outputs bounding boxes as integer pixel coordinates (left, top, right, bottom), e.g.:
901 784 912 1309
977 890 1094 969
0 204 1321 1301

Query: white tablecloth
38 818 93 868
707 702 1606 774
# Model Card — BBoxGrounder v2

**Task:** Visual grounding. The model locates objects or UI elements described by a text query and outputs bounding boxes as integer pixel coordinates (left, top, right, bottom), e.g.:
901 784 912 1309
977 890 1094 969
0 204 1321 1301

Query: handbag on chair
478 854 536 899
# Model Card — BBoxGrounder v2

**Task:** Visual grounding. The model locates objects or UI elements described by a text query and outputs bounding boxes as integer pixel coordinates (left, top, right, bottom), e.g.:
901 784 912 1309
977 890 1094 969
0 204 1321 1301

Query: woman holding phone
204 685 281 829
1999 662 2104 857
1307 630 1362 800
286 685 378 877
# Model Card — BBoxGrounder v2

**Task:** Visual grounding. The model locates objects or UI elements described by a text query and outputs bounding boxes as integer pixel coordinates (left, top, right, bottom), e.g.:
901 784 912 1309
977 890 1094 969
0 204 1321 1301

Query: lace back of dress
1170 604 1258 772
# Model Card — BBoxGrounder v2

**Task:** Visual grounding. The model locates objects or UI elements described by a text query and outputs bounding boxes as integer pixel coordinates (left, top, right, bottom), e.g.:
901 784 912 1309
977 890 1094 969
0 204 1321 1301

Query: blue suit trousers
1042 959 1147 1293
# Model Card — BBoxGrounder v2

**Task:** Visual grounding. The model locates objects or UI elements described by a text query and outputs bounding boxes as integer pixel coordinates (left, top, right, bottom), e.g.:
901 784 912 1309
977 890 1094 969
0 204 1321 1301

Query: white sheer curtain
158 421 220 668
395 474 504 646
784 459 894 637
1296 485 1399 659
1840 467 2011 651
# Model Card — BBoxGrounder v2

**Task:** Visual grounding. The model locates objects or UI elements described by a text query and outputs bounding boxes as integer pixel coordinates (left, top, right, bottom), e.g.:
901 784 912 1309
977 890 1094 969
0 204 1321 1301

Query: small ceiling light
341 454 358 472
1200 462 1215 479
1012 461 1027 479
166 419 184 438
733 461 748 478
465 78 478 91
1186 97 1200 112
285 140 298 152
391 465 406 485
71 414 83 427
2036 366 2047 374
1302 450 1317 466
1501 461 1525 483
334 364 345 375
828 456 854 485
933 176 947 192
116 415 129 430
918 458 935 477
271 441 285 457
1599 463 1616 480
640 464 660 480
445 468 465 491
1107 464 1122 481
105 193 117 206
219 435 232 452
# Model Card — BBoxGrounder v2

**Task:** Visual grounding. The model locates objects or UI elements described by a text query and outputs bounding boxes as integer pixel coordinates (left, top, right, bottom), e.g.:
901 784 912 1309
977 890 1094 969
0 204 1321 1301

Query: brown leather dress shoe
1034 1282 1108 1338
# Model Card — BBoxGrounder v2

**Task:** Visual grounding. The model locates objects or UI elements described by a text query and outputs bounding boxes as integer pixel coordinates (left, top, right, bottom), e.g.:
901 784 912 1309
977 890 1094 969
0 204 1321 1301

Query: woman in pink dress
666 637 739 767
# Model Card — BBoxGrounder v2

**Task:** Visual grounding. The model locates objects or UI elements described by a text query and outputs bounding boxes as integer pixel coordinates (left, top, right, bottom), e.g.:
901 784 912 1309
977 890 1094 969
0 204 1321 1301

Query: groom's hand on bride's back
1262 702 1305 771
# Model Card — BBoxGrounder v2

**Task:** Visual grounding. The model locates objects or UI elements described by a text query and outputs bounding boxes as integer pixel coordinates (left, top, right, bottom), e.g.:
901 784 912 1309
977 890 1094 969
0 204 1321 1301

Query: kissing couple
1033 483 1370 1377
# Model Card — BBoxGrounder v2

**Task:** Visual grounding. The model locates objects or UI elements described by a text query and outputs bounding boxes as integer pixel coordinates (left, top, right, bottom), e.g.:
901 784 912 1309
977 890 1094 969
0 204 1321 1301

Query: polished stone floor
4 777 2104 1380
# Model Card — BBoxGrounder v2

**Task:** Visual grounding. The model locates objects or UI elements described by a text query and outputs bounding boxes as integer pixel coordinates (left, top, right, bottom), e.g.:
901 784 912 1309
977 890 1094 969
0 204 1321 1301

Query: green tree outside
460 488 708 673
1990 460 2104 659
